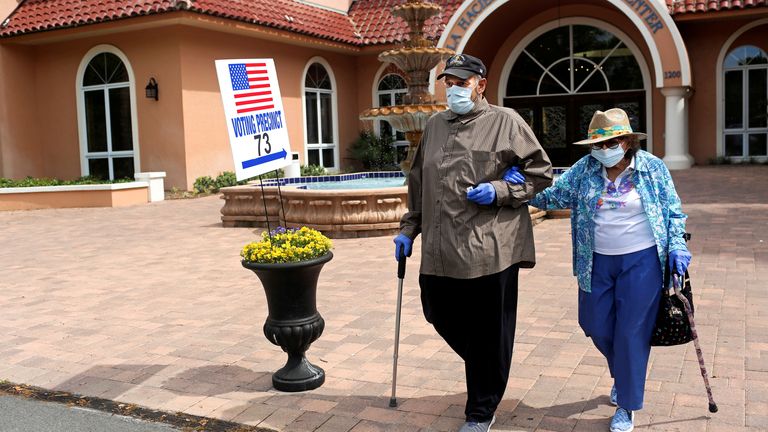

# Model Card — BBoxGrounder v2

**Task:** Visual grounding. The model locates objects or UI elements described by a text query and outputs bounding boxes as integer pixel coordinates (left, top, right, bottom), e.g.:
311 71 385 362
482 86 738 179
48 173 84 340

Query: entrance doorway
506 94 645 167
503 24 646 166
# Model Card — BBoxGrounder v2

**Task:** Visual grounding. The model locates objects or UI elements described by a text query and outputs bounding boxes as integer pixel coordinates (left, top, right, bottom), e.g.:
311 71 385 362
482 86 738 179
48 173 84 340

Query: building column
661 87 694 170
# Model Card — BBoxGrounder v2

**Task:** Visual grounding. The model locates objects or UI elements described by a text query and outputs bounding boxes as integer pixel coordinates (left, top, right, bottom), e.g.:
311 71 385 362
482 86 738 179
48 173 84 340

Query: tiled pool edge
261 168 566 187
260 171 405 187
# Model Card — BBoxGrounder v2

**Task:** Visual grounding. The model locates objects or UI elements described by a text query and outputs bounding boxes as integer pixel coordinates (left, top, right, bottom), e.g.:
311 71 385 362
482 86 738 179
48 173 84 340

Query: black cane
390 245 406 408
673 273 718 413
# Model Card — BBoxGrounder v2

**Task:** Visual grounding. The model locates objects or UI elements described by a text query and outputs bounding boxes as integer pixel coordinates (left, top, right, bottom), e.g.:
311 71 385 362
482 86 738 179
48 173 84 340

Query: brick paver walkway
1 165 766 431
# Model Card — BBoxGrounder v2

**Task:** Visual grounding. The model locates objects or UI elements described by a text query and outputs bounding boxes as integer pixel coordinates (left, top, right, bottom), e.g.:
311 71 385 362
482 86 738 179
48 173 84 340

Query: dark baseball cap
437 54 487 80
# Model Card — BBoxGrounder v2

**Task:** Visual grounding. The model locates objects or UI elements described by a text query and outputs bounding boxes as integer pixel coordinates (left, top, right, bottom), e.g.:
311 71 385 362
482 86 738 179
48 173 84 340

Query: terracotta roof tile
349 0 462 45
8 0 762 43
0 0 464 46
666 0 768 14
0 0 362 43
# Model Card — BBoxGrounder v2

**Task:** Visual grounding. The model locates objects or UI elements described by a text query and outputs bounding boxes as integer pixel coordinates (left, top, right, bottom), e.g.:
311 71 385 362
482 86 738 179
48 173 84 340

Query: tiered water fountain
220 0 456 237
359 0 454 176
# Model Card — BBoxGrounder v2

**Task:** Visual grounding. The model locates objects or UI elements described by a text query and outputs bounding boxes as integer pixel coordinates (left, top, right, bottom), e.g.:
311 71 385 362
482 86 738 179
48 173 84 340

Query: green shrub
301 165 327 176
256 168 285 180
708 156 731 165
349 130 398 171
198 170 286 192
0 176 132 188
708 156 768 165
215 171 238 189
193 175 216 194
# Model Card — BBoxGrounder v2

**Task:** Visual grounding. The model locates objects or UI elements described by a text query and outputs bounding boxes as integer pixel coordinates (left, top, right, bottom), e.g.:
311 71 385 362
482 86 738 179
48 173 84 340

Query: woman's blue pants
579 245 662 411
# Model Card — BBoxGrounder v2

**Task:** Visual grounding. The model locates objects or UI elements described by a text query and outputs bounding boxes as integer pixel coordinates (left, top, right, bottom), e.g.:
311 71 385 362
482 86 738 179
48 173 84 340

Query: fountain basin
360 103 446 132
378 47 454 71
220 172 408 238
220 171 548 237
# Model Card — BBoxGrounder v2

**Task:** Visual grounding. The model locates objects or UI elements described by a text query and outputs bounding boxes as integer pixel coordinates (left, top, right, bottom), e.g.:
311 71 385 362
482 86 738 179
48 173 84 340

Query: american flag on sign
228 63 274 114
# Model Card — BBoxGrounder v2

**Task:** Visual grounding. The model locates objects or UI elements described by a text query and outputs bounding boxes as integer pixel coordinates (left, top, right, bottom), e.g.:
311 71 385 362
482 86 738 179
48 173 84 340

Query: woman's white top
593 157 657 255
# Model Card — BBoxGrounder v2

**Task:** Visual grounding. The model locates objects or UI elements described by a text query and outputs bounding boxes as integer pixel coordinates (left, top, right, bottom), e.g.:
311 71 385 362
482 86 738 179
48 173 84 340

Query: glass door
506 92 645 166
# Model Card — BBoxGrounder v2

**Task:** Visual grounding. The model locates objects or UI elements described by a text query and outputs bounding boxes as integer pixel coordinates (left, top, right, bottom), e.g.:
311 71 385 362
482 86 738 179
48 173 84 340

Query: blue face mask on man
591 145 626 167
446 84 475 115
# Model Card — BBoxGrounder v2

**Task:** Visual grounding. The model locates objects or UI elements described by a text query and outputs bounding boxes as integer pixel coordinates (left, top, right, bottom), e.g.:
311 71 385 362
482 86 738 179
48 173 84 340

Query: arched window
507 25 644 97
504 24 646 166
723 45 768 159
80 52 136 180
376 74 408 163
304 62 337 169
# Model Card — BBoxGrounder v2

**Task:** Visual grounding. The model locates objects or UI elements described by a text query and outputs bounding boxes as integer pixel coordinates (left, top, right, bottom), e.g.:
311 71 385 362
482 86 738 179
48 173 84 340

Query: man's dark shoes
458 415 495 432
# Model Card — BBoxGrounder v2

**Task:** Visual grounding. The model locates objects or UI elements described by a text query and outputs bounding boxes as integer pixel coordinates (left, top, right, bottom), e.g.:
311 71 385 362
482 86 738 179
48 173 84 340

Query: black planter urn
242 252 332 392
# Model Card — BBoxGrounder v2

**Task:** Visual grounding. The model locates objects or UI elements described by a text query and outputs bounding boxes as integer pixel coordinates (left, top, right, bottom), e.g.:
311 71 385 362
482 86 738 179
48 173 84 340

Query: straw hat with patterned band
574 108 647 145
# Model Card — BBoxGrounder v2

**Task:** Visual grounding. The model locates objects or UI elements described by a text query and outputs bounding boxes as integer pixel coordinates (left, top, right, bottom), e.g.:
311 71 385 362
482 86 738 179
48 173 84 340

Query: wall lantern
145 77 159 101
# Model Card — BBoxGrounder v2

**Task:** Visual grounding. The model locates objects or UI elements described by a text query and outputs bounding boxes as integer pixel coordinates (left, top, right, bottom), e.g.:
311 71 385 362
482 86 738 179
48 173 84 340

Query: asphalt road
0 395 180 432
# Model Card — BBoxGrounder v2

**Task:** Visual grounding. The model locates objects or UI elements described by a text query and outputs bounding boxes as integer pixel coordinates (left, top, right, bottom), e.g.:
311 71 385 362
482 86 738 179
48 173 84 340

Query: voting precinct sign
215 58 291 180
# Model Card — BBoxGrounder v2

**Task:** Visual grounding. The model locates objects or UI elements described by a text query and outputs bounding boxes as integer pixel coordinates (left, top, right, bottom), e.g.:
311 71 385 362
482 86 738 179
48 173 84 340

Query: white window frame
374 72 409 163
722 45 768 160
301 57 339 172
75 45 140 179
715 18 768 159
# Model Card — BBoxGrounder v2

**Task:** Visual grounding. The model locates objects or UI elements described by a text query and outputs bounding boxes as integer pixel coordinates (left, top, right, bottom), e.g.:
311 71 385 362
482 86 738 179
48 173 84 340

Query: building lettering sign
445 0 666 52
215 58 292 181
622 0 664 34
445 0 495 51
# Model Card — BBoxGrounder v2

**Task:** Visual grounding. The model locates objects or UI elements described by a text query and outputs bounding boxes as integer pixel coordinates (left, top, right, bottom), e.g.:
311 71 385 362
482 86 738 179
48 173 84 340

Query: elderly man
393 54 553 432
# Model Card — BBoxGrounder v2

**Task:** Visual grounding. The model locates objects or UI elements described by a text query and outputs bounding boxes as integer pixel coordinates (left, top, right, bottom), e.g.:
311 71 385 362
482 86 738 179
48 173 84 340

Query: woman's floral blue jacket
529 150 688 292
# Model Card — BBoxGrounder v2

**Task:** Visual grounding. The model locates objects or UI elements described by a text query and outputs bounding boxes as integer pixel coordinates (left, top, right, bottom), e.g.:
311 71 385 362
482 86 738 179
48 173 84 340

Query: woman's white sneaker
610 407 634 432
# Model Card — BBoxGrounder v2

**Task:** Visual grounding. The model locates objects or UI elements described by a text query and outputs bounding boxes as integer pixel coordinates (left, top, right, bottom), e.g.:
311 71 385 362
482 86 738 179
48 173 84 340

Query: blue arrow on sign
242 149 288 169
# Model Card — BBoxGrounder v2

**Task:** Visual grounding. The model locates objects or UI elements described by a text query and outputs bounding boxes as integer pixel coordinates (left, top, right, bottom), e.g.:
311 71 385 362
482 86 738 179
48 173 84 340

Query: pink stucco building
1 0 766 190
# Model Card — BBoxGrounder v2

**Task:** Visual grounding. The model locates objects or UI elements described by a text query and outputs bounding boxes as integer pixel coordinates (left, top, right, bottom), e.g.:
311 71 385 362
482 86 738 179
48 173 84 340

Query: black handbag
650 271 694 346
650 233 694 346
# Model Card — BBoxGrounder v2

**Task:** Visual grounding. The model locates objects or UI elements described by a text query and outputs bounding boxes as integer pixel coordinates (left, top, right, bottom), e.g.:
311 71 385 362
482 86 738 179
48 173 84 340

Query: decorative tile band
261 171 405 187
261 169 567 187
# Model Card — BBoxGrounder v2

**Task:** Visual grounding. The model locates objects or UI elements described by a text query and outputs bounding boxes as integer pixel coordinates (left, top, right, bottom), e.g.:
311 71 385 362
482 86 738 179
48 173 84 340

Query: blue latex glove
502 166 525 184
669 250 692 275
466 183 496 205
394 234 412 261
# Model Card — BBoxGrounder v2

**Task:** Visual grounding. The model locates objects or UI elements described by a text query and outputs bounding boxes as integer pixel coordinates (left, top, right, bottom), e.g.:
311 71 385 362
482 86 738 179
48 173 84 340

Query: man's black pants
419 265 519 422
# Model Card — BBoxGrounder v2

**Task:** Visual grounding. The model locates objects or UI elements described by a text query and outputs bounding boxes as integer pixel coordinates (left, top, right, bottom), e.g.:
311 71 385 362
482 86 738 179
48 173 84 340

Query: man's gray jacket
399 97 553 279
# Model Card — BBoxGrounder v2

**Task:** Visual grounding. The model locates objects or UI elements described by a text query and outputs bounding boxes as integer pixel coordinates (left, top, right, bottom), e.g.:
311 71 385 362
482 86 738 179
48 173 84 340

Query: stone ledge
222 184 552 237
0 183 150 211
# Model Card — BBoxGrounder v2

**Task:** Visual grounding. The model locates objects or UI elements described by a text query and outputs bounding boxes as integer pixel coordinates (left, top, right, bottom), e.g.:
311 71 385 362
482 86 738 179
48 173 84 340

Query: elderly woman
503 108 691 432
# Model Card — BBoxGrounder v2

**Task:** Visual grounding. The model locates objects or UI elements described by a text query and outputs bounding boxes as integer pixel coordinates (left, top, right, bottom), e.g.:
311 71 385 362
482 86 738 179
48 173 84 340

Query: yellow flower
241 226 332 264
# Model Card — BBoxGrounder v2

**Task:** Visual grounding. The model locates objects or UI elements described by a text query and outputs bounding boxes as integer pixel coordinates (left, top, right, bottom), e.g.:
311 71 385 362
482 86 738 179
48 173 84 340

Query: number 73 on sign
215 58 293 180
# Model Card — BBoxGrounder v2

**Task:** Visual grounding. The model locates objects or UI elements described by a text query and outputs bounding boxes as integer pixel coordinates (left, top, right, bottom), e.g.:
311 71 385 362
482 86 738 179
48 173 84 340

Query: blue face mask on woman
591 145 626 167
446 84 475 115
